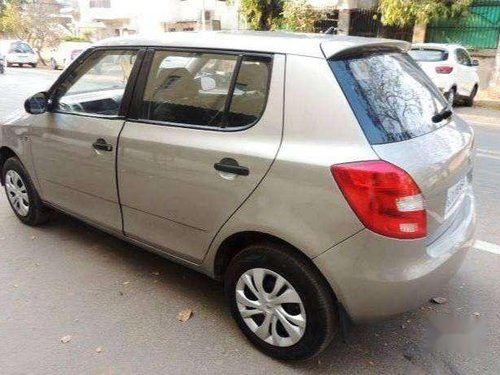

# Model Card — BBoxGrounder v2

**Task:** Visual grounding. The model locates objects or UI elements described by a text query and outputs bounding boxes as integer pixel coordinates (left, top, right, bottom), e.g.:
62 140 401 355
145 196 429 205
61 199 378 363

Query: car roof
94 31 410 59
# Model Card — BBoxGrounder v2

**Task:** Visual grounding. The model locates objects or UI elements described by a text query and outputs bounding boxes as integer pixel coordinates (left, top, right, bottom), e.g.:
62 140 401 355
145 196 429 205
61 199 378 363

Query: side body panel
117 54 286 264
0 111 41 190
202 54 379 274
29 113 124 231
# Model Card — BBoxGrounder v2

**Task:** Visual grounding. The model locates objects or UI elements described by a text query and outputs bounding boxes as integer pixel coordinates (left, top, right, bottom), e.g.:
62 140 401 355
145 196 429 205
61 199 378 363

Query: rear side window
455 49 472 66
139 51 271 128
408 48 448 62
330 52 448 145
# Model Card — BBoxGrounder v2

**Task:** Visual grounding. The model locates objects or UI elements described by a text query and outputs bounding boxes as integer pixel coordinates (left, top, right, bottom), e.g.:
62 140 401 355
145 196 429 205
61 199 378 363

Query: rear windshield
9 41 34 54
329 52 448 145
408 48 448 62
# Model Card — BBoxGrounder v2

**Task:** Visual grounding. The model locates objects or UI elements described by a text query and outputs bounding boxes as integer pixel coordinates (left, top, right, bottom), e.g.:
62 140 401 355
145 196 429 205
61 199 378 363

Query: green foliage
378 0 473 27
280 0 319 32
0 0 65 54
237 0 284 30
63 35 91 42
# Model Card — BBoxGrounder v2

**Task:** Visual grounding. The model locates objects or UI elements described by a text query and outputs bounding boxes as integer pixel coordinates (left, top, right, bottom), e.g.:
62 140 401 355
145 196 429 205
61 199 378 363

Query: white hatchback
0 40 38 68
409 43 479 106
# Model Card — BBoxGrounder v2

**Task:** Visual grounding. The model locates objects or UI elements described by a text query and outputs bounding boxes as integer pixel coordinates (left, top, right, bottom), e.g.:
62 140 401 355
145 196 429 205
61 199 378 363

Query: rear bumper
314 189 475 323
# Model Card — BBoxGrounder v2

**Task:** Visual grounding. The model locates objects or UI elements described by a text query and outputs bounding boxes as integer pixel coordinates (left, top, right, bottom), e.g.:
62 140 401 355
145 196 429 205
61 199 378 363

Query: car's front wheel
2 157 51 226
50 58 58 70
225 242 338 360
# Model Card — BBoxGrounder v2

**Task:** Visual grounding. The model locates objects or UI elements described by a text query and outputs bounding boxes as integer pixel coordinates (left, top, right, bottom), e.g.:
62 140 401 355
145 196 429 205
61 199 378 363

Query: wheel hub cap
5 170 29 217
235 268 306 347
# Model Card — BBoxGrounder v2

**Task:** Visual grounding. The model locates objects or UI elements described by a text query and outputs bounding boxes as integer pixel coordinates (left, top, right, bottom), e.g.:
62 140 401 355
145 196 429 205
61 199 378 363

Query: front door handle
214 158 249 176
92 138 113 152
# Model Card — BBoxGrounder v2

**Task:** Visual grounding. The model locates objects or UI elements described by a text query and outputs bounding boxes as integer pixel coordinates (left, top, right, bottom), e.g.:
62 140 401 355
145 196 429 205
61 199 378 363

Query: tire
446 87 456 107
225 242 338 360
6 62 12 68
2 157 51 226
30 63 37 68
464 85 478 107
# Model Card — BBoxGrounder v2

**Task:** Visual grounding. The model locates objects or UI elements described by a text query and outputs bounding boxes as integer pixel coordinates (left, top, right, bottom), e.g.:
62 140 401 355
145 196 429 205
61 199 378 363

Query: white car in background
409 43 480 106
0 40 38 68
49 42 92 70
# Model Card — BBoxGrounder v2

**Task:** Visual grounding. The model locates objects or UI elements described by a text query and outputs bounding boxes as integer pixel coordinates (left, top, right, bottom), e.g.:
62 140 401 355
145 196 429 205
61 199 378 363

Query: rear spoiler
322 40 411 61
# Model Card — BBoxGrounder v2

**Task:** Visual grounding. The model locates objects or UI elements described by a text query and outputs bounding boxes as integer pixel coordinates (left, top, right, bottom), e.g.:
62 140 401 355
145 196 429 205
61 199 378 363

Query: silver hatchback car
0 32 475 360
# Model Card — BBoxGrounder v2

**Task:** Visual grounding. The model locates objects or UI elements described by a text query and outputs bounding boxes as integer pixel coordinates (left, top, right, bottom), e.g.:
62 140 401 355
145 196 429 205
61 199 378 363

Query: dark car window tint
141 51 238 127
226 56 271 128
54 49 138 116
330 52 448 145
408 48 448 62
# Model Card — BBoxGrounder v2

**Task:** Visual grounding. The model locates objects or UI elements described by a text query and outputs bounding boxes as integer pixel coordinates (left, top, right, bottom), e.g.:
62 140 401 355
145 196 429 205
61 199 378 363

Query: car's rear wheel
225 242 338 360
464 84 478 107
2 157 51 226
30 63 37 68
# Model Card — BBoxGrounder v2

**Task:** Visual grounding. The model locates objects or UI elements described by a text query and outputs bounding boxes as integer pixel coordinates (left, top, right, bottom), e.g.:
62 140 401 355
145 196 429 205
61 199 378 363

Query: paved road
0 68 499 374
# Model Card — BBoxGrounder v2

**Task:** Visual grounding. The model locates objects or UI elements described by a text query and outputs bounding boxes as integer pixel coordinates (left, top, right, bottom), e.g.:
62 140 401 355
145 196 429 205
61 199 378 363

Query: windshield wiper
432 106 453 123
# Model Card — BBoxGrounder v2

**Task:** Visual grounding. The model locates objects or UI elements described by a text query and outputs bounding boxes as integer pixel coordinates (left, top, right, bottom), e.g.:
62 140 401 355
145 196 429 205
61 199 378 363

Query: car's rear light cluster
435 66 454 74
331 161 426 239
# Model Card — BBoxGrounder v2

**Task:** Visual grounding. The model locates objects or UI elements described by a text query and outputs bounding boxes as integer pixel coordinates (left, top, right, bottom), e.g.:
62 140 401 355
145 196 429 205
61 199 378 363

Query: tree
238 0 284 31
280 0 319 32
0 0 65 64
378 0 472 27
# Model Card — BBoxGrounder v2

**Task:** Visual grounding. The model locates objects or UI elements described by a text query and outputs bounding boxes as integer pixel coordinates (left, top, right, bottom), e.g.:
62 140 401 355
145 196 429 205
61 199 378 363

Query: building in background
73 0 239 40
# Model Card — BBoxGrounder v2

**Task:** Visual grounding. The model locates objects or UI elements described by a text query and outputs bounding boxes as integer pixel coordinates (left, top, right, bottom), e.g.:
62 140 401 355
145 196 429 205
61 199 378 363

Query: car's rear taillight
435 66 453 74
331 161 426 239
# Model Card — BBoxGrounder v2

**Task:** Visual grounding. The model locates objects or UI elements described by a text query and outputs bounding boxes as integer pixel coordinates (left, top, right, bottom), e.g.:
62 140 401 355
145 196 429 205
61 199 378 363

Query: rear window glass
329 52 448 145
408 48 448 62
9 42 34 54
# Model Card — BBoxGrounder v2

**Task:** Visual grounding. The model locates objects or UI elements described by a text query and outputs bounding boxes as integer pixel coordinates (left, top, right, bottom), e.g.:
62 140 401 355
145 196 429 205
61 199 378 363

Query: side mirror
471 59 479 66
200 76 217 91
24 92 49 114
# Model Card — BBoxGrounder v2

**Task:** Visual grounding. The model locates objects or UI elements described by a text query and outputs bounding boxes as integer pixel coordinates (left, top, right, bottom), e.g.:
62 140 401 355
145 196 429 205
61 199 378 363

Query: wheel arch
213 230 339 301
0 146 19 185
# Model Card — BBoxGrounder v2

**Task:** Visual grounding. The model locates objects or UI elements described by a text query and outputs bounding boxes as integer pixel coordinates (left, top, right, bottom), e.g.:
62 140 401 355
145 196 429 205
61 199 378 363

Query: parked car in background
0 32 476 360
0 40 38 68
409 43 479 107
49 41 92 70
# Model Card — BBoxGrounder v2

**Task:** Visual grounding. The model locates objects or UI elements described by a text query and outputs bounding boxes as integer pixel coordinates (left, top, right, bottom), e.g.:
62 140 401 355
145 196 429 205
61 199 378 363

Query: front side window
139 50 271 128
330 51 448 144
53 49 138 116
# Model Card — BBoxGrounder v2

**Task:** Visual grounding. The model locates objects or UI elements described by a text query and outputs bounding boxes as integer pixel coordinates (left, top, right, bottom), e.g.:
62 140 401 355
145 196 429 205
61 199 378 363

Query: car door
455 48 475 96
118 50 284 263
29 48 143 232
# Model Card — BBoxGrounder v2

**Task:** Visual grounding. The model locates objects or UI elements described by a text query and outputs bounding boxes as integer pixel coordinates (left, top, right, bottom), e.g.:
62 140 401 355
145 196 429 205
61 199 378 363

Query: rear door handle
92 138 113 152
214 158 249 176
